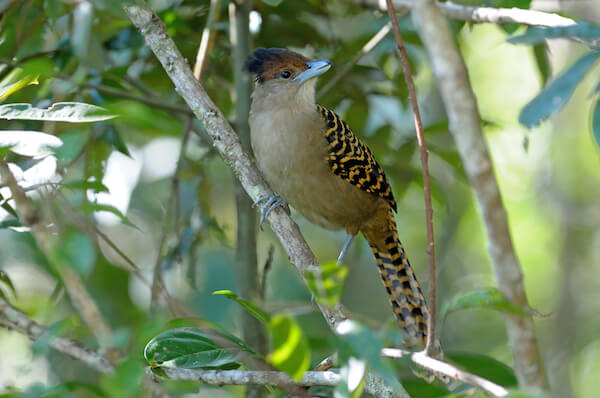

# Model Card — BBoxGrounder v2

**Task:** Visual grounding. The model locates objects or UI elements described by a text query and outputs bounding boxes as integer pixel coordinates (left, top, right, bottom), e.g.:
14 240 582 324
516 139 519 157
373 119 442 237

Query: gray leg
337 234 356 265
253 194 290 230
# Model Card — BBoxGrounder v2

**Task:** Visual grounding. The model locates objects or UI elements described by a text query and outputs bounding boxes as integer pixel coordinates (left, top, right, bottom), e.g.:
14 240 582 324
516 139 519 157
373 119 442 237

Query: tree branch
356 0 599 49
0 296 113 373
122 4 407 397
409 0 549 392
147 367 342 387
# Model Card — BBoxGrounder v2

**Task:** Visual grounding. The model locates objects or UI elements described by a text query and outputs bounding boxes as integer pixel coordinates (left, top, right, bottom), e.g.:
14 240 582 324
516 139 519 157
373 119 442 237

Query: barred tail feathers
362 207 429 348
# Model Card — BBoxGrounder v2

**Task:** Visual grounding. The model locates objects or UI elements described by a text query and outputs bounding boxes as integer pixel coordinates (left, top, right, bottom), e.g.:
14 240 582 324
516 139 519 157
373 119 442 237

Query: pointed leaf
144 328 242 370
442 287 528 316
509 22 600 45
0 131 62 157
0 72 38 100
0 102 116 122
212 290 270 324
533 43 551 85
62 179 109 193
268 314 310 380
79 202 137 228
305 262 349 307
0 270 17 298
519 51 600 128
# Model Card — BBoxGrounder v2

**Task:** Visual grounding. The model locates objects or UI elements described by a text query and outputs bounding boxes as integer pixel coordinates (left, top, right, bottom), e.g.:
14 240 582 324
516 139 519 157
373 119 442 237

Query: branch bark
122 4 406 397
356 0 599 49
408 0 549 392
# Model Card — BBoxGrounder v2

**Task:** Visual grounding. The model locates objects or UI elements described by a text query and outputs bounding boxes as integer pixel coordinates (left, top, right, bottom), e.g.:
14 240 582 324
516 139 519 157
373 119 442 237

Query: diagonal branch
409 0 549 392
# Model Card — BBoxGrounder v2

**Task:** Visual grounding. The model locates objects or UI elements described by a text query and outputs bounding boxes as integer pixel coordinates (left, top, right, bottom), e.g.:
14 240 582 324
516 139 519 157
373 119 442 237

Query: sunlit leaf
0 102 116 122
335 320 401 390
0 71 38 100
442 287 528 316
446 352 518 387
508 22 600 45
212 290 270 324
0 131 62 157
593 99 600 149
305 261 348 307
268 314 311 380
519 51 600 128
144 328 242 369
57 227 97 277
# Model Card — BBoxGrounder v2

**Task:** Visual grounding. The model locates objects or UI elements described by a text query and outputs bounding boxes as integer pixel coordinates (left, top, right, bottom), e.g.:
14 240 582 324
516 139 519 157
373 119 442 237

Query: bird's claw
253 194 290 230
337 234 356 265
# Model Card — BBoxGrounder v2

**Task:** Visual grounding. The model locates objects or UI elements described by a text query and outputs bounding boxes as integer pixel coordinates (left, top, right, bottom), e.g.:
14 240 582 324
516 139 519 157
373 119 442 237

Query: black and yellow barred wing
317 105 397 212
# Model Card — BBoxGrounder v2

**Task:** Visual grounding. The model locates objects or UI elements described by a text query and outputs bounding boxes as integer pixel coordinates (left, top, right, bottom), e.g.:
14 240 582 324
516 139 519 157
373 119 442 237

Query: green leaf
402 378 450 398
304 261 349 307
79 202 137 228
0 70 38 100
334 357 367 398
442 287 528 317
446 352 518 387
334 320 401 391
144 328 242 369
0 270 17 298
102 126 130 156
267 314 311 380
262 0 283 6
533 43 551 85
57 227 97 277
0 219 21 229
0 131 62 157
62 179 109 193
508 22 600 45
0 102 117 122
519 51 600 128
593 99 600 149
212 290 270 324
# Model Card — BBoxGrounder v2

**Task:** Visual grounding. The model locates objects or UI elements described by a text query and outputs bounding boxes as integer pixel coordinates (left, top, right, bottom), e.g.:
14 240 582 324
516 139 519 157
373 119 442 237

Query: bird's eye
280 71 291 79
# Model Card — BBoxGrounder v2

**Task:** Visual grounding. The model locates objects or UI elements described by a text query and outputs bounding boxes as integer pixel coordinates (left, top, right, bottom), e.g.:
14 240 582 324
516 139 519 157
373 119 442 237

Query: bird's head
245 48 332 106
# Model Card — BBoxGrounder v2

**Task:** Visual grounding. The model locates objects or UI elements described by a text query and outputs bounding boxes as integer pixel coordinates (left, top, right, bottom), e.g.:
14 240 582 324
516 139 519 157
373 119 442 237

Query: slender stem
385 0 438 355
194 0 223 80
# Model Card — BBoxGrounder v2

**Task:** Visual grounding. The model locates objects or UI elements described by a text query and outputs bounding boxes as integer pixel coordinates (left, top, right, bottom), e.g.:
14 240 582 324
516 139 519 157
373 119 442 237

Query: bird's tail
362 206 430 349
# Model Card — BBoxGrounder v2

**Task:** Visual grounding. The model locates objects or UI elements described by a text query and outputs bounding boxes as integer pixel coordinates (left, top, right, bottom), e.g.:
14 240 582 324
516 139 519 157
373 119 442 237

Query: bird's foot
337 234 356 265
253 194 290 230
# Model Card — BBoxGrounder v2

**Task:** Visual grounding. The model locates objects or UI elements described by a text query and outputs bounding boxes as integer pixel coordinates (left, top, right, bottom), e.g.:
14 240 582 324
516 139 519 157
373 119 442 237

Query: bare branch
382 348 509 397
147 367 342 387
356 0 599 49
193 0 223 80
0 296 113 373
122 4 407 397
410 0 549 392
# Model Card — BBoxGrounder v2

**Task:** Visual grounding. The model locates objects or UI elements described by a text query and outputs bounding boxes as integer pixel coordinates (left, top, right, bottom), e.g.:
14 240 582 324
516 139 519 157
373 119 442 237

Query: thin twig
410 0 549 391
382 348 509 397
385 0 438 356
317 22 394 99
193 0 223 80
0 162 114 353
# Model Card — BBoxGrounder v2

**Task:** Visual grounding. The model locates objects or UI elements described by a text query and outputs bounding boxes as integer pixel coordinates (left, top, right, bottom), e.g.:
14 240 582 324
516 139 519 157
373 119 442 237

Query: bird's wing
317 105 397 212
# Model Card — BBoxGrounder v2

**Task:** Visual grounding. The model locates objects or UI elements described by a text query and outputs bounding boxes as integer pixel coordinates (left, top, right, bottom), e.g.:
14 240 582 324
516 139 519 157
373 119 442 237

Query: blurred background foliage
0 0 599 397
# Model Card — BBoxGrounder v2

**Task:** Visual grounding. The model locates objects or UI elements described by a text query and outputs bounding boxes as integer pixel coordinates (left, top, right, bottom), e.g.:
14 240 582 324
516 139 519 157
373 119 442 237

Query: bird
245 47 433 349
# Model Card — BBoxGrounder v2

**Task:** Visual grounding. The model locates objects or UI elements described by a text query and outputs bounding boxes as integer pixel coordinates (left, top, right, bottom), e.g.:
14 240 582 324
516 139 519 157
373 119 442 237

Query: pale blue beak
293 60 333 84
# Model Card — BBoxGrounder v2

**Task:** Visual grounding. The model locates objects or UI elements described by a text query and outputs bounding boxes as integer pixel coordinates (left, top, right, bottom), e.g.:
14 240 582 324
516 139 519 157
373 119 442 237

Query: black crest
244 47 286 83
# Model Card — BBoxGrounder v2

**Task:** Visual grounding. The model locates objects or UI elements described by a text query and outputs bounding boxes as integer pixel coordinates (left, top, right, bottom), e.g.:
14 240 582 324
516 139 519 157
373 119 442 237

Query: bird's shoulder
316 105 397 211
